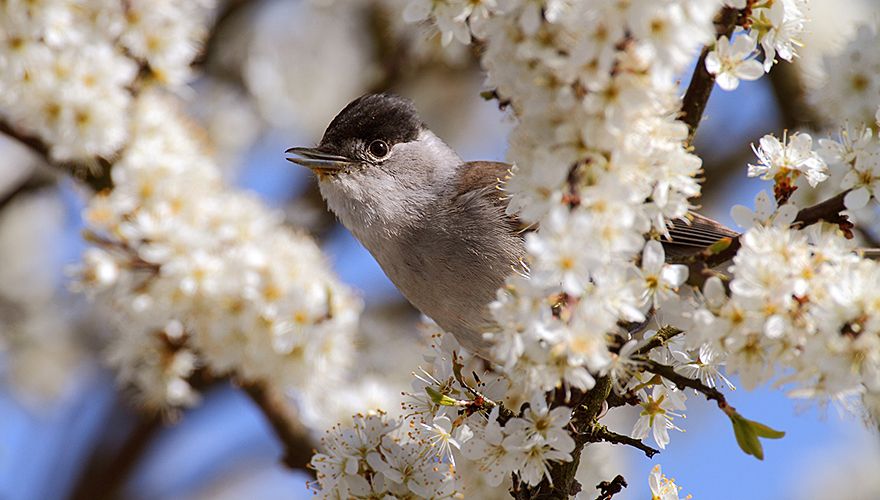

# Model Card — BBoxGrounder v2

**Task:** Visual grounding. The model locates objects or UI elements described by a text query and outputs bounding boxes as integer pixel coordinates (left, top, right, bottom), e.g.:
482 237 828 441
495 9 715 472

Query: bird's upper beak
285 147 354 177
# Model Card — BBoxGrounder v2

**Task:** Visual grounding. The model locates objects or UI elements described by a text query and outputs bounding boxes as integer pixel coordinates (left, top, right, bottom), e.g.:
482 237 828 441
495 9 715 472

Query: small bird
286 93 737 356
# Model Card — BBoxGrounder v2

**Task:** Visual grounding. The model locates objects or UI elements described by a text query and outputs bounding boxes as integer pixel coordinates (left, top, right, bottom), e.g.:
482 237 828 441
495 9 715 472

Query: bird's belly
360 228 521 355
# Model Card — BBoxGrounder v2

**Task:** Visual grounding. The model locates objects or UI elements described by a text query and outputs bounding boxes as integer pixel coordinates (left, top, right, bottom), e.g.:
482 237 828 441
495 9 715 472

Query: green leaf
730 413 764 460
728 412 786 460
425 386 458 406
748 420 785 439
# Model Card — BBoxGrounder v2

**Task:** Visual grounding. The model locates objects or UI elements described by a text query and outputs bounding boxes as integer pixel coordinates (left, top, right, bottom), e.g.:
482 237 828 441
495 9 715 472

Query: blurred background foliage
1 0 879 498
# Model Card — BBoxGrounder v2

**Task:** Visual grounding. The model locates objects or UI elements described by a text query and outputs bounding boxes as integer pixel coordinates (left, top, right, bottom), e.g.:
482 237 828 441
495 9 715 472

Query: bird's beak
285 147 353 177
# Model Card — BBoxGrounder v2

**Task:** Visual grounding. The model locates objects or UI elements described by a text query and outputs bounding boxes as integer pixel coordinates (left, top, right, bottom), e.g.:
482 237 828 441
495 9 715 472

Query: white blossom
672 343 736 390
649 464 688 500
421 415 466 466
632 385 687 449
636 240 688 309
312 411 459 498
751 0 808 71
461 408 516 487
749 132 829 187
705 34 765 90
730 190 799 229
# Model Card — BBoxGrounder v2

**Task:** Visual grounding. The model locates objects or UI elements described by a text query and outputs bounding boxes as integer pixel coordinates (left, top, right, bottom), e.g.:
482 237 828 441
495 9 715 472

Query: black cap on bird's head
321 93 423 149
285 93 425 177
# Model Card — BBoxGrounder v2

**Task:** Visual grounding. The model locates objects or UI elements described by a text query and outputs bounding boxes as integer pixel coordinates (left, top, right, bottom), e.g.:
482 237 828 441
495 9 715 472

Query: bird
286 93 738 357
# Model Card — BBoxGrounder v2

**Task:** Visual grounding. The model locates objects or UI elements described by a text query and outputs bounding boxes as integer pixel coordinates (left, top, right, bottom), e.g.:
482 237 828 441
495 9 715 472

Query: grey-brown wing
456 161 531 235
663 212 740 260
457 162 738 259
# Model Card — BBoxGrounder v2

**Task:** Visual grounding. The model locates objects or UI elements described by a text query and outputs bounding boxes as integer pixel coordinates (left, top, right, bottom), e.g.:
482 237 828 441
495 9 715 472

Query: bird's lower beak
285 147 353 177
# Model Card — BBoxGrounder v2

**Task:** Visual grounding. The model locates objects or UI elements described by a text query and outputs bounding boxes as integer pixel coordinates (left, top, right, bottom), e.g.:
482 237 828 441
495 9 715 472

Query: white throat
317 129 461 245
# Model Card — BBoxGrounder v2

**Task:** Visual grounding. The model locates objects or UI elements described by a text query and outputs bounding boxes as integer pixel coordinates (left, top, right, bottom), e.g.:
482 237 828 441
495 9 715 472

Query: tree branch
0 118 113 192
792 190 849 229
767 60 823 130
595 475 627 500
681 6 742 144
70 410 163 500
685 190 852 287
240 380 316 471
635 326 683 357
642 360 733 413
0 172 55 212
510 377 613 500
583 424 659 458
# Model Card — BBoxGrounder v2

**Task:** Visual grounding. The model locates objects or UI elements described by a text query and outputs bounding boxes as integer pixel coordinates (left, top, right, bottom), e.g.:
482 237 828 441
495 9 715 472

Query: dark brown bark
241 381 316 471
69 412 163 500
680 7 743 145
0 118 113 192
510 377 613 500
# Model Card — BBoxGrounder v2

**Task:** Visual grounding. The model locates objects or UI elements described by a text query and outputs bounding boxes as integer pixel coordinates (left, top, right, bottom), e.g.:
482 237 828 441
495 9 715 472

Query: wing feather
456 161 739 259
456 161 529 235
663 212 740 259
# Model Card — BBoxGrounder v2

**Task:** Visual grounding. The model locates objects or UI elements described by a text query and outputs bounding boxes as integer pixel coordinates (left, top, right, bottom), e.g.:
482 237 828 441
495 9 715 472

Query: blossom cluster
684 119 880 410
689 224 880 405
387 0 737 476
313 331 617 494
312 325 688 495
808 22 880 126
690 19 880 411
310 411 458 499
707 0 809 90
0 0 213 161
75 91 362 411
0 1 366 414
475 0 719 411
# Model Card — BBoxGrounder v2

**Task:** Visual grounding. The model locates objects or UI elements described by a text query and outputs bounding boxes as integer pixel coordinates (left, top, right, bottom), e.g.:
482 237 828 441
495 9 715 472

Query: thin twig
605 390 640 409
595 475 628 500
685 190 852 287
240 380 316 471
641 359 733 413
584 424 659 458
635 326 683 357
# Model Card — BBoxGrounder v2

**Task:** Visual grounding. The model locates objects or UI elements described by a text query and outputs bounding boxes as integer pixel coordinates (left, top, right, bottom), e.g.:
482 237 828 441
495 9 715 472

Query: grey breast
386 161 524 355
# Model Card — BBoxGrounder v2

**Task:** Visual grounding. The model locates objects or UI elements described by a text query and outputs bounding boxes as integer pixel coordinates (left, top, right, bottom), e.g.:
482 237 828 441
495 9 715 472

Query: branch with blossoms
1 88 321 478
685 188 852 288
0 118 113 192
6 1 880 499
0 0 355 479
308 1 880 499
680 5 743 142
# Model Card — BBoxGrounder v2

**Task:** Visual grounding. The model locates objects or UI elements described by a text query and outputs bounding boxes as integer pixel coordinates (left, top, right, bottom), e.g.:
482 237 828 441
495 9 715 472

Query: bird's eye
368 140 389 158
